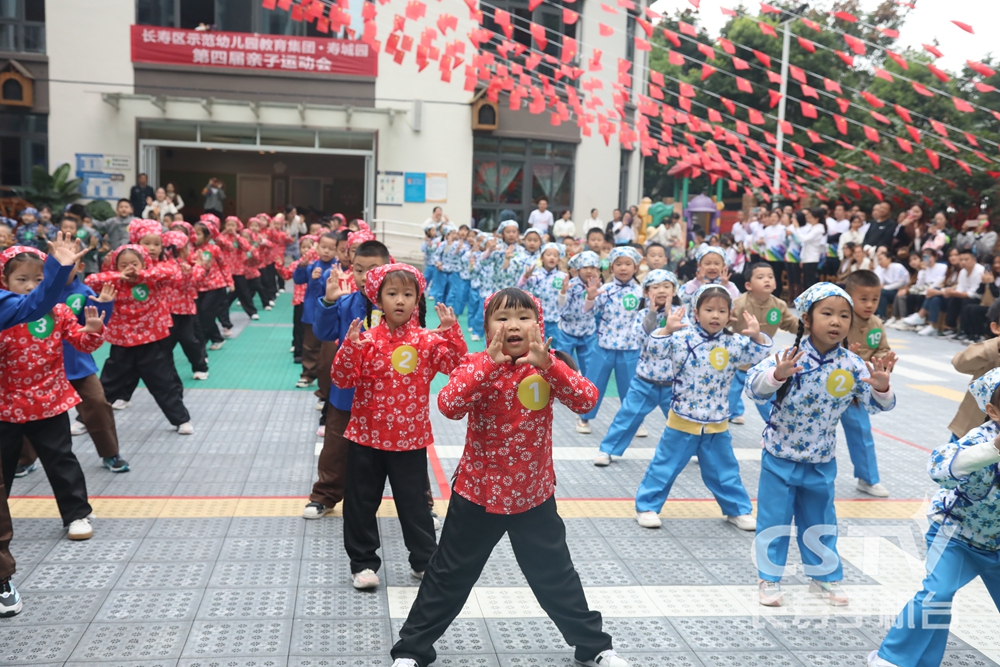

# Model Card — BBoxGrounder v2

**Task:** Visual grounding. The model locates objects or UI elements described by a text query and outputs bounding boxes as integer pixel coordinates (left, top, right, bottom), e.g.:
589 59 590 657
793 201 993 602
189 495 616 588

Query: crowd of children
0 200 998 667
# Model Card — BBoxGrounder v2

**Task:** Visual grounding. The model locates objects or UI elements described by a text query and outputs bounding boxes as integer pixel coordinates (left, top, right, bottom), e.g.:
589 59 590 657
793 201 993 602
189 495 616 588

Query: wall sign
76 154 133 201
404 173 426 203
425 173 448 203
377 171 404 206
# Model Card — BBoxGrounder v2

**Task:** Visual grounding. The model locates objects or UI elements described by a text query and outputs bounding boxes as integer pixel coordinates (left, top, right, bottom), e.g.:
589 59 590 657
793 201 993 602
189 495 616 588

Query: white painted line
895 354 962 376
433 445 763 461
891 366 946 382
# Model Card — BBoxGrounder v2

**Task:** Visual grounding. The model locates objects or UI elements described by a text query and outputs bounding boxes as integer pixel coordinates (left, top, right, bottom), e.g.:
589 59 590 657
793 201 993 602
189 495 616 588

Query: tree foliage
12 164 83 212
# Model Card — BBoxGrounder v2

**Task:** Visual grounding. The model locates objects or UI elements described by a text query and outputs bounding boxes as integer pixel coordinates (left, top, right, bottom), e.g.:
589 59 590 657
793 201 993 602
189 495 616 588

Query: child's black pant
171 314 208 373
292 303 304 357
0 413 92 527
228 275 257 316
392 493 611 667
196 288 227 344
343 442 437 575
247 276 269 310
260 264 278 304
101 340 191 426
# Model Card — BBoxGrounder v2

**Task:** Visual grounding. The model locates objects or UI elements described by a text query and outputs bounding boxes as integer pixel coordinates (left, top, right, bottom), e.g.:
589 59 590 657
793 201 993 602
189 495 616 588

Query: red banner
131 25 377 77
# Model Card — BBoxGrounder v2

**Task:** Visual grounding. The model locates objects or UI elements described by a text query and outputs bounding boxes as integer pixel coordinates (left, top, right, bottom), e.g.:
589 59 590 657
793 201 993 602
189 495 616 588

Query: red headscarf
129 219 163 245
0 245 46 279
162 231 190 250
363 262 427 304
107 244 152 270
483 288 545 337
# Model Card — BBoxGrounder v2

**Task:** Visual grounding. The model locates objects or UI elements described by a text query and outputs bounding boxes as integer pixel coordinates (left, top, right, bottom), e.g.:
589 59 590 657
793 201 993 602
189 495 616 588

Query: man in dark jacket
129 173 154 216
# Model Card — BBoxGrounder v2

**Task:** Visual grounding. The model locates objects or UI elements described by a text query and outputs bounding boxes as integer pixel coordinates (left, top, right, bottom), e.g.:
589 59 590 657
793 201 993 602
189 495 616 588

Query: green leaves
12 163 84 211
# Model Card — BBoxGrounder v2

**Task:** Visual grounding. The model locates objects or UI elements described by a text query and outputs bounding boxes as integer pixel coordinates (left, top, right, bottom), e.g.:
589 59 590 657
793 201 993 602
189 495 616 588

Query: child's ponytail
418 294 427 328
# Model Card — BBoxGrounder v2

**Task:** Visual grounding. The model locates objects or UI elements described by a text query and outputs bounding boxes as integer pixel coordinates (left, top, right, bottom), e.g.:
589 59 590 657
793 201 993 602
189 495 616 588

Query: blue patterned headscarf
523 227 546 239
794 282 853 312
497 220 519 234
540 242 565 258
608 246 642 267
696 246 727 264
643 269 678 288
692 283 731 305
971 367 1000 413
569 250 601 269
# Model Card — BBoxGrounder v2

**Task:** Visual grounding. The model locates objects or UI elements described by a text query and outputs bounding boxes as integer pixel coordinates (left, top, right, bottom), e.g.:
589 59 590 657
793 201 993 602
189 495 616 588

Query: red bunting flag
720 97 735 114
889 160 908 172
790 142 805 158
732 57 750 70
708 108 723 123
748 108 764 124
886 50 909 70
925 149 940 169
863 150 881 165
964 132 980 147
405 0 426 21
873 68 893 82
679 82 695 97
563 8 578 24
911 81 933 97
599 23 614 36
843 34 866 55
561 37 577 62
956 159 973 175
635 37 651 51
863 125 880 143
718 37 735 55
766 70 782 84
701 63 716 80
752 50 772 68
649 84 663 100
968 60 996 78
736 77 753 93
819 155 837 168
789 65 806 83
893 104 912 124
834 51 854 67
589 49 603 71
860 91 885 108
836 98 850 113
800 18 821 31
833 10 858 22
760 2 781 13
952 96 975 113
927 63 950 82
834 115 847 134
662 29 680 47
721 7 737 16
940 138 958 152
823 78 842 94
895 137 913 153
930 119 948 137
952 20 974 34
800 101 818 118
877 26 900 38
797 36 816 53
906 125 921 143
678 21 697 37
806 129 823 143
650 71 664 86
801 84 818 99
697 43 716 60
758 21 778 38
736 120 749 136
529 23 547 49
922 43 944 58
870 111 890 124
669 50 684 66
767 90 783 108
975 82 997 93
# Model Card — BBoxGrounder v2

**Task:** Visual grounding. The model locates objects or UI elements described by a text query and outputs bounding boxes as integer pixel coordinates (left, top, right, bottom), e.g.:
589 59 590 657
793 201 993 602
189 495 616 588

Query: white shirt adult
955 262 986 297
793 221 827 263
915 263 947 291
527 208 554 234
584 214 604 234
874 261 910 291
762 224 787 257
837 227 866 259
730 221 747 244
552 217 576 240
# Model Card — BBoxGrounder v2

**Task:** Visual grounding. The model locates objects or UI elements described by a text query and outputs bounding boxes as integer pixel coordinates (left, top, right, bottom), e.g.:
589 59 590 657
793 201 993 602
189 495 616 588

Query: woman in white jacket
837 215 866 259
791 207 826 290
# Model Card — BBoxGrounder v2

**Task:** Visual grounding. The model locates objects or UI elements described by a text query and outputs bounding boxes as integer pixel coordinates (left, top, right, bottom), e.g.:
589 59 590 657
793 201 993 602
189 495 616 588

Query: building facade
3 0 645 254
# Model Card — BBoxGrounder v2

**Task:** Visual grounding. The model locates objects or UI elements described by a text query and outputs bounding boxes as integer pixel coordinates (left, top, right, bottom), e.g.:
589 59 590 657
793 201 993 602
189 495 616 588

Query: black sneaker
0 577 22 617
102 455 130 473
302 502 334 519
293 356 303 364
13 461 36 478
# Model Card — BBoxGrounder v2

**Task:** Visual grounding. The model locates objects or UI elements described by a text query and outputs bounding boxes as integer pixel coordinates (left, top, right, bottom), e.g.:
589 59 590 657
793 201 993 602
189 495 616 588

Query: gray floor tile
69 622 192 662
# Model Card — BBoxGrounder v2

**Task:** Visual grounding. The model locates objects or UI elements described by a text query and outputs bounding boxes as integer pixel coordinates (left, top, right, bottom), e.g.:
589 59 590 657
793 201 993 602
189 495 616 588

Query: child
16 259 125 477
501 227 544 288
302 240 391 519
575 246 643 435
870 368 1000 667
841 270 893 497
633 284 770 531
420 224 440 299
449 230 474 317
466 232 493 341
558 250 601 376
679 246 740 316
282 235 317 363
162 231 209 380
947 300 1000 442
429 225 458 303
333 264 467 588
219 216 258 320
747 283 895 607
389 288 630 667
518 241 567 350
0 246 106 542
594 269 682 466
243 217 272 311
14 207 55 251
191 219 231 353
86 244 194 434
486 220 523 291
294 231 340 389
727 263 799 425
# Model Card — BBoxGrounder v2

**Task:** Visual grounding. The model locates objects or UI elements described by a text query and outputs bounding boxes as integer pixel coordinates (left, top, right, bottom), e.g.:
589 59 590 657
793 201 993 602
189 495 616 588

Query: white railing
371 218 427 266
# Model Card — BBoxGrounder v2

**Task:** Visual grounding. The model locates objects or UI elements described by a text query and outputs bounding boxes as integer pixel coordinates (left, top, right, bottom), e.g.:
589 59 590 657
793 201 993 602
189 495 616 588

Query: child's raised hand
741 311 761 338
773 346 806 382
487 322 512 365
92 284 117 303
514 323 553 370
862 353 896 392
432 304 457 331
82 305 106 333
505 244 515 258
523 264 535 280
119 266 139 283
345 318 369 345
848 341 863 355
325 267 347 302
561 274 570 294
585 277 600 300
298 255 310 267
658 307 688 335
720 266 730 285
311 266 323 280
48 232 87 266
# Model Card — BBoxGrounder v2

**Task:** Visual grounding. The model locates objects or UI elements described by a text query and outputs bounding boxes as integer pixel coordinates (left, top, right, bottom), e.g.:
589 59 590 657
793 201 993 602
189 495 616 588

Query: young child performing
947 301 1000 443
576 246 643 435
727 262 799 425
333 264 467 589
633 284 770 530
747 283 895 607
559 250 601 376
870 368 1000 667
679 246 740 316
842 270 894 497
0 246 107 543
519 241 568 350
294 231 340 389
594 269 681 466
191 219 231 353
302 240 390 519
389 288 630 667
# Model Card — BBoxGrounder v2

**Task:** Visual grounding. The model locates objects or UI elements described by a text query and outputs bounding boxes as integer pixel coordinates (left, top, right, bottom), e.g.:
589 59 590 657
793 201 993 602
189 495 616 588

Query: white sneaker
902 313 926 326
690 456 699 465
264 306 272 311
867 650 901 667
70 420 88 436
857 479 890 497
411 569 424 580
352 568 379 589
884 317 898 327
177 422 194 435
302 502 334 519
727 514 757 531
917 324 937 336
758 580 784 606
575 419 591 434
316 426 325 438
391 660 418 667
192 371 209 380
278 289 285 294
67 516 93 541
210 340 226 350
809 579 849 606
576 649 630 667
730 415 745 425
221 328 233 338
315 400 324 411
111 400 129 410
635 424 648 437
251 313 260 320
470 334 481 341
289 346 295 353
593 452 612 467
635 511 661 529
432 513 442 531
269 300 275 307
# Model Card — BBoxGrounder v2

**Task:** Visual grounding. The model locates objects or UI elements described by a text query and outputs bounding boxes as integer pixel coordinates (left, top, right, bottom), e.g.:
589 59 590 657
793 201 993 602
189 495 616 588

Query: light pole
770 4 808 207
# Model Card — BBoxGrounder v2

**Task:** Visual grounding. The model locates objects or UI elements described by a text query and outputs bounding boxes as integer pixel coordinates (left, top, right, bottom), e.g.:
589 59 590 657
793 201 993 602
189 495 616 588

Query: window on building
0 112 46 188
625 6 637 64
472 136 574 232
0 0 45 54
481 0 579 76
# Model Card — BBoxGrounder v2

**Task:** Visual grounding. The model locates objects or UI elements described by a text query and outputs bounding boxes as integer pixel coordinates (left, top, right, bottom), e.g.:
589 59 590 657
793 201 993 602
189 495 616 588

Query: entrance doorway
237 174 272 220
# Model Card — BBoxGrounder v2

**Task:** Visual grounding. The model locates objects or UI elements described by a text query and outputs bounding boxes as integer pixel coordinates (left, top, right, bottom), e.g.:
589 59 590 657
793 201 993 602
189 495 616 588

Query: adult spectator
94 199 134 251
836 243 872 282
838 215 866 259
956 214 998 264
916 211 950 254
957 255 1000 343
584 208 603 234
129 173 154 215
613 210 635 245
791 207 826 289
873 250 909 318
527 198 554 236
552 209 576 240
165 182 185 212
423 206 448 229
888 248 946 326
863 202 894 250
202 177 226 218
142 187 179 225
942 249 986 336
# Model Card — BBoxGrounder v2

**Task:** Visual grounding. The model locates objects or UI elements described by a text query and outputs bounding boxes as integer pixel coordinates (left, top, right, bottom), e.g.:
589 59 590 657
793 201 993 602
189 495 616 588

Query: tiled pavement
3 306 999 666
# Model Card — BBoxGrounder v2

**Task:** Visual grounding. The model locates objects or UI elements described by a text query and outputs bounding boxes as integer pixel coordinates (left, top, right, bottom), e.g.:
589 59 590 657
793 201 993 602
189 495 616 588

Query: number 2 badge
391 345 418 374
826 369 855 398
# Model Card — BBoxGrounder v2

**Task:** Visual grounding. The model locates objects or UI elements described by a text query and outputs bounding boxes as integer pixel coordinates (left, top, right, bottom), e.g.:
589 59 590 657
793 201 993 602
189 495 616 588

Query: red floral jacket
0 303 104 423
439 352 598 514
333 318 467 451
168 257 207 316
264 228 292 266
192 241 230 291
218 232 253 277
85 259 180 346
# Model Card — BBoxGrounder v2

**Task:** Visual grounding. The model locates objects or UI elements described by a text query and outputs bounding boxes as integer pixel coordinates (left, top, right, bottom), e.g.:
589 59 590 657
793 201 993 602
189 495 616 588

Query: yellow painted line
907 384 965 402
9 497 925 520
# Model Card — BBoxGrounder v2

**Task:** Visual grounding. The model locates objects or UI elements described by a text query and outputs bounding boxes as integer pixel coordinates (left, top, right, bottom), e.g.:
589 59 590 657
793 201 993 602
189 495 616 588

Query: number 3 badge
391 345 418 374
518 374 551 410
28 314 54 339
